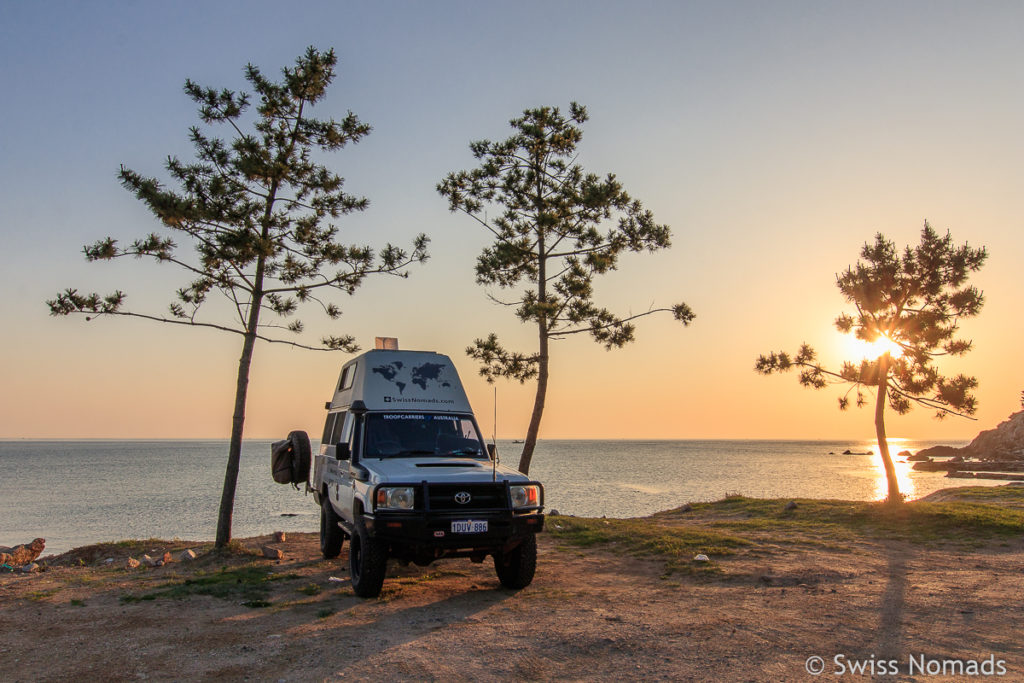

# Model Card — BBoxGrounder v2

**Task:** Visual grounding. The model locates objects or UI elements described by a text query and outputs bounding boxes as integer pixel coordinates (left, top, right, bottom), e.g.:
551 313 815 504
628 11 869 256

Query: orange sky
1 2 1021 440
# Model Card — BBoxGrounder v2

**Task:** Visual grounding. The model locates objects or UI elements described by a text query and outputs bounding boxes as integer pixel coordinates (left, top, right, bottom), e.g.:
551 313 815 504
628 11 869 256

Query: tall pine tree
439 103 693 474
48 47 428 545
756 223 986 502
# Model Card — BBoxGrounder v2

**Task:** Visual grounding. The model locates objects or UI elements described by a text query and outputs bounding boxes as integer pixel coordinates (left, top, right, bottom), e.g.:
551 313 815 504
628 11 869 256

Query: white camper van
303 346 544 597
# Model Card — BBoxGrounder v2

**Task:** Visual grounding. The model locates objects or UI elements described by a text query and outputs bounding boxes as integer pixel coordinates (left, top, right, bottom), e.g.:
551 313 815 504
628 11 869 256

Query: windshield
363 413 487 459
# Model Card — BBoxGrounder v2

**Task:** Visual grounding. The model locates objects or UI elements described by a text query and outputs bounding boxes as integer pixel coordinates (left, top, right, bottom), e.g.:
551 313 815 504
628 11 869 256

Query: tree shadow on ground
872 543 909 662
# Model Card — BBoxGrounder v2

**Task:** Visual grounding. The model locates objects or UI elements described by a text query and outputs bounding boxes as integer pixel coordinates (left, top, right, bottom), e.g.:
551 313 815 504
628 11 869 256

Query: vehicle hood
362 457 534 485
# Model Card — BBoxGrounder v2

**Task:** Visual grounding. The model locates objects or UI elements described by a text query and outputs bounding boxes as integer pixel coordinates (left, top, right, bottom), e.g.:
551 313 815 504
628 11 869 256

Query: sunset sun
844 334 904 361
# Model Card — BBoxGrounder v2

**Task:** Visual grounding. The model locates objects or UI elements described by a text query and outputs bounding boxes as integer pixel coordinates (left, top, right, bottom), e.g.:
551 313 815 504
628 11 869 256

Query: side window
350 415 363 460
341 413 355 446
337 364 356 392
330 411 350 446
321 413 337 444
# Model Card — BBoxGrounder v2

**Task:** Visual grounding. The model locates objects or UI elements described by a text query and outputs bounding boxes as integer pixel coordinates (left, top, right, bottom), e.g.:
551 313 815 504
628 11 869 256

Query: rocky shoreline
910 410 1024 481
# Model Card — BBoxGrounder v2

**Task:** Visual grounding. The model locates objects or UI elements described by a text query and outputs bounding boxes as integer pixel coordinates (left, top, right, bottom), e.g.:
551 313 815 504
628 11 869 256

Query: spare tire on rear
271 430 312 485
271 439 293 484
288 430 312 484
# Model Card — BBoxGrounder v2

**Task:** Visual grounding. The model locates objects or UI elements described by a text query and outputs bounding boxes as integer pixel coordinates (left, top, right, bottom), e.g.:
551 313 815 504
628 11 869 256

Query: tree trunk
214 178 278 547
519 200 547 476
215 329 259 546
874 352 901 504
518 334 548 475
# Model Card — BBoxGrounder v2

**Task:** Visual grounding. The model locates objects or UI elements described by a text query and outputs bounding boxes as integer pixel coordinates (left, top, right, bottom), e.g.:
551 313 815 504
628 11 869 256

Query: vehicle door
320 412 347 507
313 412 340 494
335 412 357 520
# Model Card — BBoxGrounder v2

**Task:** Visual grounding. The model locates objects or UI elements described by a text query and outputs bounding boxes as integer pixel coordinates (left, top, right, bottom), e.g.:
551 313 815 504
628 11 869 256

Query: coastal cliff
917 410 1024 462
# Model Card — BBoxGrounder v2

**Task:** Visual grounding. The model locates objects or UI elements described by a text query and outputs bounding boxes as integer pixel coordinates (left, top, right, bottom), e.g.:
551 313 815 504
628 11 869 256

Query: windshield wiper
385 449 436 458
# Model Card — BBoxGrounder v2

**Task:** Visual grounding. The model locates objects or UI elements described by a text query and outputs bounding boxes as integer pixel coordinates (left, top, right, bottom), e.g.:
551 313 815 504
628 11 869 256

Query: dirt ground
2 521 1022 683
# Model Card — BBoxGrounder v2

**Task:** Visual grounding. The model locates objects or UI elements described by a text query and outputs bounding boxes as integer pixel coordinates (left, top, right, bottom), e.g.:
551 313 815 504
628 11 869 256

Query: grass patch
242 599 271 608
120 564 281 604
548 490 1024 573
111 538 174 552
679 496 1024 545
69 599 85 607
924 485 1024 508
220 540 260 557
317 607 336 619
548 516 747 576
297 583 321 596
550 516 747 556
26 589 59 601
853 501 1024 543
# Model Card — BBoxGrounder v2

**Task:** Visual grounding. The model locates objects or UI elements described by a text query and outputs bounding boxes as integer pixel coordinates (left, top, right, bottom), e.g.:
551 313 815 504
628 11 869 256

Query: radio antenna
492 385 498 482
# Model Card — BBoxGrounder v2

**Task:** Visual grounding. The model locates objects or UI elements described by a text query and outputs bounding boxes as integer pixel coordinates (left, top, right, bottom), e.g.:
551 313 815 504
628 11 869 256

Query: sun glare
843 334 904 361
867 439 916 501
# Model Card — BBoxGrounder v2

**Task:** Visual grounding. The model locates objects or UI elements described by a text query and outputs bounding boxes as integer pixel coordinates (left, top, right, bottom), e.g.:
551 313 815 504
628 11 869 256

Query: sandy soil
2 525 1022 682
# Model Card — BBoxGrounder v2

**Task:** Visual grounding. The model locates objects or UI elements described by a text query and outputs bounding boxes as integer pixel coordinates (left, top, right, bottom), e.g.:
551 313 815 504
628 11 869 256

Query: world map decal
372 362 452 394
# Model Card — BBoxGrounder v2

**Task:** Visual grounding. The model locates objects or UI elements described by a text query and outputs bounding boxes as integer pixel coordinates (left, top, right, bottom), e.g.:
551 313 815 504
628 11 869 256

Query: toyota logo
454 491 472 504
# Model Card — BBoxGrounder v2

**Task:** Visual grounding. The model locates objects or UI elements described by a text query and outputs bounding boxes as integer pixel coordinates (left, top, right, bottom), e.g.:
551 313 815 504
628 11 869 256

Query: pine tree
48 47 429 545
438 103 693 474
755 223 986 502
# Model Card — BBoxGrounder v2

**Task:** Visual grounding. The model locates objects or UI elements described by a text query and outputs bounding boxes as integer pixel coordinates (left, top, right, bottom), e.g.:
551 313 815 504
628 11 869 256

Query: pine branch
549 306 687 338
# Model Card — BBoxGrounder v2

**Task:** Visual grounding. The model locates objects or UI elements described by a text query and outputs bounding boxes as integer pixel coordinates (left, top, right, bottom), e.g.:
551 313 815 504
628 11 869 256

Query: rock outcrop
261 545 283 560
912 444 961 459
915 410 1024 463
0 538 45 567
963 410 1024 460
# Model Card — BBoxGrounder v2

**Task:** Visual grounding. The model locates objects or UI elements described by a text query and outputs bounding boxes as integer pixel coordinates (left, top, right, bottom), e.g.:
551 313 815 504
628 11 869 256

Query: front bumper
365 509 544 548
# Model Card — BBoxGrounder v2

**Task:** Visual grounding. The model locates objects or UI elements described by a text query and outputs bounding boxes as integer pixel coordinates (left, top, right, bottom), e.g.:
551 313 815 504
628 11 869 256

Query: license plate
451 520 488 534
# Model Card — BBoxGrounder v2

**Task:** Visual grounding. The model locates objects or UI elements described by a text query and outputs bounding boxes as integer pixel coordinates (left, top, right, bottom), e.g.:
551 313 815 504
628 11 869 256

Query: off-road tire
349 521 388 598
288 430 312 484
494 533 537 589
320 495 344 559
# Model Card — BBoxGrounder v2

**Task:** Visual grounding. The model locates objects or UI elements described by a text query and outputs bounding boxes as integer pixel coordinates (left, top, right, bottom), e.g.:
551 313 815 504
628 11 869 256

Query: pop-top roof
328 350 473 413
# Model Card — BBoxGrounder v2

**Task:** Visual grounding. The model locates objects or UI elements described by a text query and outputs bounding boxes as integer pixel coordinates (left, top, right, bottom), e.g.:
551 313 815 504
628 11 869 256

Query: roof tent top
329 349 473 413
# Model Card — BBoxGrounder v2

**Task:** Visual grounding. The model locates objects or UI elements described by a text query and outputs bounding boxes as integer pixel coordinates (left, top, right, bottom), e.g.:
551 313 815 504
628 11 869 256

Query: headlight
376 487 415 510
510 484 540 509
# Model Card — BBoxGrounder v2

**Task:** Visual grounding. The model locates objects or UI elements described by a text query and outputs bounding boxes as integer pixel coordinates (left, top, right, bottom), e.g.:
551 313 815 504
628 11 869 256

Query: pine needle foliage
48 47 429 545
755 222 986 502
438 103 693 474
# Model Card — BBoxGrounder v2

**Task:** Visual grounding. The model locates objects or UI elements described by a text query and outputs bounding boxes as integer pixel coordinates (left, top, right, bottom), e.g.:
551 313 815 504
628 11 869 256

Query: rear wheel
350 521 388 598
320 496 344 559
494 534 537 589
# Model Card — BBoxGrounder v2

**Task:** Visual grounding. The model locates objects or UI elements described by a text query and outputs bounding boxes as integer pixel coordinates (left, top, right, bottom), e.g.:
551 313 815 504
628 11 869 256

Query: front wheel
320 496 344 559
494 534 537 589
349 522 388 598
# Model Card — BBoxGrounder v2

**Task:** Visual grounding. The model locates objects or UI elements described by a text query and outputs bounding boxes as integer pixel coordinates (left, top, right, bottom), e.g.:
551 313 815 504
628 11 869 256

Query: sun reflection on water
868 438 916 501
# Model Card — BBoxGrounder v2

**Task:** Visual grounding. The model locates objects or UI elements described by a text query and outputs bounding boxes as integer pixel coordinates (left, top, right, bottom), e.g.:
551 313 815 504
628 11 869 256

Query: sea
0 438 984 556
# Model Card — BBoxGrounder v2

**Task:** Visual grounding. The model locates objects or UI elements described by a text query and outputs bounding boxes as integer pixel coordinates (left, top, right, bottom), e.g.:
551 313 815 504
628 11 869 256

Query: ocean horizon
0 437 978 556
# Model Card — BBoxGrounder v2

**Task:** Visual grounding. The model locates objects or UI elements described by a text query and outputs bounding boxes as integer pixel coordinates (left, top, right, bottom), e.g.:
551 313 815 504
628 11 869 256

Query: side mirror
487 443 497 460
336 443 351 461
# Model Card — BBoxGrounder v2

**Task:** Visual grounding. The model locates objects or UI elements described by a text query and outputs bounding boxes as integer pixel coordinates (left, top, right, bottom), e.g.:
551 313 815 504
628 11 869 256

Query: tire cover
288 430 312 484
270 439 293 484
